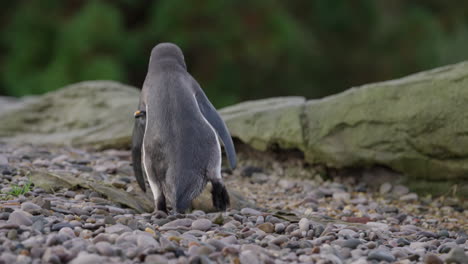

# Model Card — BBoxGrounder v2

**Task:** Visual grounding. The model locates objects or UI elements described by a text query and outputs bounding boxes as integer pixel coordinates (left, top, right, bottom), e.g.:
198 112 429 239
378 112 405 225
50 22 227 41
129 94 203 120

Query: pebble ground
0 143 466 264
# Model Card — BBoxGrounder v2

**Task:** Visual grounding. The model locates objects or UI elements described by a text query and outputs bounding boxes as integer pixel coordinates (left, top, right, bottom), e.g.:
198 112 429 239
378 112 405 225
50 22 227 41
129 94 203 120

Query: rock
333 192 351 202
219 62 468 197
400 193 418 202
240 208 263 216
95 241 115 256
105 224 132 235
220 97 306 151
367 249 396 262
257 222 274 233
239 250 260 264
271 235 289 245
0 81 139 149
445 247 468 264
7 210 33 226
191 219 212 231
144 255 168 263
160 218 193 230
274 223 285 233
342 239 362 249
423 253 443 264
136 234 160 249
69 252 104 264
0 154 7 166
379 182 392 194
298 218 310 232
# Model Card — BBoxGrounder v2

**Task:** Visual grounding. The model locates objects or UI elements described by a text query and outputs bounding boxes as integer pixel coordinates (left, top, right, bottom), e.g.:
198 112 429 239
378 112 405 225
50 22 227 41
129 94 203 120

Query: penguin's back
143 68 220 171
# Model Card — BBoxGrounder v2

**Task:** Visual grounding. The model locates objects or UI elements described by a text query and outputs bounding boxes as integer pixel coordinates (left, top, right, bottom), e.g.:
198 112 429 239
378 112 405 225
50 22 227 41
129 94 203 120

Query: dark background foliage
1 0 468 107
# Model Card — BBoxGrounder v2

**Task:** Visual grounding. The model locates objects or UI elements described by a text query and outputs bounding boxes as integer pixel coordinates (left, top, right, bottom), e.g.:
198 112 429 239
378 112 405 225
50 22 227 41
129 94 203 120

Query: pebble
69 252 104 264
240 208 263 216
0 143 466 264
137 234 160 248
298 218 310 232
423 253 443 264
275 223 285 233
160 218 193 230
239 250 260 264
105 224 132 234
20 202 42 214
400 193 419 202
257 222 274 233
445 247 468 264
379 182 392 194
367 250 396 262
191 218 212 231
342 239 362 249
8 210 33 226
95 241 115 256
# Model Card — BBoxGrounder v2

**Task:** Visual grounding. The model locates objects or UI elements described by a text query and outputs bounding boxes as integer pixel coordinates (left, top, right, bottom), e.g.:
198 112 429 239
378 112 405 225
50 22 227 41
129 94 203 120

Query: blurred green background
1 0 468 108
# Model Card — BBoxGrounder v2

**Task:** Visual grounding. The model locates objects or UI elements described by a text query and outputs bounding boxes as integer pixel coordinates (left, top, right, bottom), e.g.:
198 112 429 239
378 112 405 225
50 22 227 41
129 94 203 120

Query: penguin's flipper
194 86 237 170
132 116 147 192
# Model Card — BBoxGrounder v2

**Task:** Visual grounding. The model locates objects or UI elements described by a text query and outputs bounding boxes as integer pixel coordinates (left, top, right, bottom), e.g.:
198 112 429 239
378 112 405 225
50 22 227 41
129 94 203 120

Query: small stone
69 252 104 264
400 193 418 202
274 223 285 233
438 230 450 238
333 192 351 202
144 255 168 263
137 234 160 248
7 229 17 240
191 219 212 231
240 208 263 216
8 210 33 226
445 247 468 264
257 222 274 233
393 185 409 196
298 218 310 232
338 229 358 238
52 222 74 232
423 253 443 264
59 227 76 238
20 202 42 214
160 218 193 230
107 206 125 215
271 235 289 245
207 239 227 251
42 248 62 264
379 182 392 194
342 239 362 249
105 224 132 234
111 179 127 189
397 238 411 246
239 250 260 264
104 215 116 225
368 250 395 262
0 154 8 166
95 241 115 256
196 246 214 256
455 237 467 244
278 179 296 190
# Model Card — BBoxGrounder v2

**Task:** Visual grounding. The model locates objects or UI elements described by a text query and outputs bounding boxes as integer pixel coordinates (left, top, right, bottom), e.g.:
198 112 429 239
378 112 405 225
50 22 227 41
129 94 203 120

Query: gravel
0 143 466 263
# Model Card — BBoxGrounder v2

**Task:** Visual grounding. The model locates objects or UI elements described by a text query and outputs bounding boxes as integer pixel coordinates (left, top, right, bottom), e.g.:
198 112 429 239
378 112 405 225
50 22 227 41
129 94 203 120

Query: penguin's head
134 110 146 118
150 43 186 69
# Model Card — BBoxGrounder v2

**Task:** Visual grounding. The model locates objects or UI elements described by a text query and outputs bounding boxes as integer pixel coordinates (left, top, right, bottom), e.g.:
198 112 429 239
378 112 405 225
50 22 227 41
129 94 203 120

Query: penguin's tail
170 171 206 213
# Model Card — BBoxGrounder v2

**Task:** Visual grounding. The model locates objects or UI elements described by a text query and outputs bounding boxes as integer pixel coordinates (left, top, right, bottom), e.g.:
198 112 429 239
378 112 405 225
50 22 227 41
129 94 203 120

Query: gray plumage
132 43 236 213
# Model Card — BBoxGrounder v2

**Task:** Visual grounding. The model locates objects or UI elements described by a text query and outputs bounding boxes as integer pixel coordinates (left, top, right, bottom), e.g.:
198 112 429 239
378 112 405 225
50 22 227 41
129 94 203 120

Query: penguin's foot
211 181 230 211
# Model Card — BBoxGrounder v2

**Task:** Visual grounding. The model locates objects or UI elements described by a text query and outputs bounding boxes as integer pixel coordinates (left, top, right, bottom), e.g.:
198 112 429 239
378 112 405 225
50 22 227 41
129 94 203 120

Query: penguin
132 43 237 213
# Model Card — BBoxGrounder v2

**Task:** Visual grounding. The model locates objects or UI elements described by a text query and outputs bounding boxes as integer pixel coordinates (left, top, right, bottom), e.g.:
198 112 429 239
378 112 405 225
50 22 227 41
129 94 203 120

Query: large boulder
0 81 138 149
220 61 468 195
